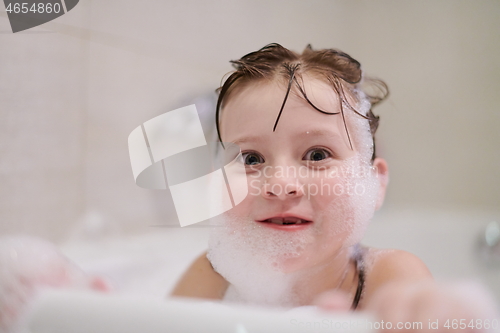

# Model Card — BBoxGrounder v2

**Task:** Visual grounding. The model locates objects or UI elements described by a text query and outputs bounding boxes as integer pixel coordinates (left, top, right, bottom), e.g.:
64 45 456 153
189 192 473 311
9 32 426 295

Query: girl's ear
372 158 389 210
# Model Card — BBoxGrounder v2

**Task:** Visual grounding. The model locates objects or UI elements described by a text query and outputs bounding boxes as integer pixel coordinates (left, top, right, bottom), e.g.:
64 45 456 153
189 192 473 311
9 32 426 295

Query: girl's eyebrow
231 136 264 145
300 129 342 141
231 130 342 145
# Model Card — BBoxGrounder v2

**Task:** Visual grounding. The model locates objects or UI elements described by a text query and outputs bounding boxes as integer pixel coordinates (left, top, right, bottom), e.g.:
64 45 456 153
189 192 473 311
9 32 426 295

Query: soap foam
336 91 381 246
208 211 316 307
325 155 379 248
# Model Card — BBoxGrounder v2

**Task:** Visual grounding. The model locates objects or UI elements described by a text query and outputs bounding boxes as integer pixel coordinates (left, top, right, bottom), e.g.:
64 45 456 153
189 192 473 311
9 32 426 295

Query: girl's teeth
284 217 300 224
265 217 307 225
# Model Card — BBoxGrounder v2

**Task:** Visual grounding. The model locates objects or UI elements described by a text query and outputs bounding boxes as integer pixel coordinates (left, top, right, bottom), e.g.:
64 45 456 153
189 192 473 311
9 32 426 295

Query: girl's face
214 76 386 273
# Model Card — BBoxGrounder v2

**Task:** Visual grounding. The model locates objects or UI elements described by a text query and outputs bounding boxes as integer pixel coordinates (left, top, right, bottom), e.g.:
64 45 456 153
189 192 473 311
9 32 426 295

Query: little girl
172 44 497 324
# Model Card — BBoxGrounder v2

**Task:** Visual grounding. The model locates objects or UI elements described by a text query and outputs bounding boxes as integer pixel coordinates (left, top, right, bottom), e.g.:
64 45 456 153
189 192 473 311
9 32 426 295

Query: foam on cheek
328 93 379 246
207 212 319 307
310 154 378 258
342 156 379 246
302 90 379 255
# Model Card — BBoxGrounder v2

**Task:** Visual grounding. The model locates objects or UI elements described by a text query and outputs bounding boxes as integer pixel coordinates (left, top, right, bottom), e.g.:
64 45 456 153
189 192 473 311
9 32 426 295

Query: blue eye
242 152 264 165
304 148 331 161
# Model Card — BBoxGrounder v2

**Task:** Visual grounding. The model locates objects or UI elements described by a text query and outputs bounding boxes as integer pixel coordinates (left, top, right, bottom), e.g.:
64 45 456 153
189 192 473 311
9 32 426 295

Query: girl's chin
270 252 319 274
272 245 345 274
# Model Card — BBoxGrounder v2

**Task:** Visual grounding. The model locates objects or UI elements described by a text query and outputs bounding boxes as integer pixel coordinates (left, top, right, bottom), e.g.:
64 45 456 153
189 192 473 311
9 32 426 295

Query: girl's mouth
256 216 313 230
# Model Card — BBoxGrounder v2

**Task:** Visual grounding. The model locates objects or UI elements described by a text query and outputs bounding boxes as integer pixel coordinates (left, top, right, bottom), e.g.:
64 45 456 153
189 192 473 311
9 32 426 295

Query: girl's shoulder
363 247 432 281
170 252 228 300
358 247 433 308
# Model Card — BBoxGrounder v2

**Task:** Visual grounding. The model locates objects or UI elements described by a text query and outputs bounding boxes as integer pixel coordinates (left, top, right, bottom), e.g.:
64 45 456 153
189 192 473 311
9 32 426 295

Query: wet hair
215 43 389 161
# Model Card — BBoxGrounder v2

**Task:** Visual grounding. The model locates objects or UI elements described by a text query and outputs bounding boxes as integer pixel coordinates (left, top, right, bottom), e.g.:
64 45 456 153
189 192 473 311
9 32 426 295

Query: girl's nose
262 176 304 200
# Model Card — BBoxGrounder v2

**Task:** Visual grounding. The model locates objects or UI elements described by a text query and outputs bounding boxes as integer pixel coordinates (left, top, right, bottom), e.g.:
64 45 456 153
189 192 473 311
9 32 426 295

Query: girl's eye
303 148 331 161
242 152 264 165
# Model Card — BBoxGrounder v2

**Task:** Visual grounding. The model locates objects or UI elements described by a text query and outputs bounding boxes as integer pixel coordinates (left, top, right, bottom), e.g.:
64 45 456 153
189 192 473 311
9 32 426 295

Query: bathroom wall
1 0 499 254
0 2 90 240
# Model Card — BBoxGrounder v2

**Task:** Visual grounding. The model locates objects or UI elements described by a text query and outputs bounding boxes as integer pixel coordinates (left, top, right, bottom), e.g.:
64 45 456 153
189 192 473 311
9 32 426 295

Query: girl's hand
313 289 352 312
315 280 499 333
0 236 111 332
365 280 499 333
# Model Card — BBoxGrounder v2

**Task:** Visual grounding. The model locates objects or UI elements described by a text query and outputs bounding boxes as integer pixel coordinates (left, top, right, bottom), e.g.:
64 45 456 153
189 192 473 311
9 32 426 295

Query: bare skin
171 247 433 309
171 252 228 300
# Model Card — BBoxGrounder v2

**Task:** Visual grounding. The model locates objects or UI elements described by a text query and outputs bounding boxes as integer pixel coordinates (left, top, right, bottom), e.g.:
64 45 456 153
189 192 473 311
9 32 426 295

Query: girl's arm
361 249 433 308
364 252 498 332
316 249 498 332
170 252 229 300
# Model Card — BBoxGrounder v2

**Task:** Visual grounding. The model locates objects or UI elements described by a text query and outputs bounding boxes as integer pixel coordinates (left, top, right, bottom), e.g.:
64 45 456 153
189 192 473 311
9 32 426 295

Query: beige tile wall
0 1 499 243
0 4 89 241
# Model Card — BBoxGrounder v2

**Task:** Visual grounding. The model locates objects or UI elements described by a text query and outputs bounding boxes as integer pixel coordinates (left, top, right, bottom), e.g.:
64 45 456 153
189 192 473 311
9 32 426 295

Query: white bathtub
59 207 500 301
60 227 211 299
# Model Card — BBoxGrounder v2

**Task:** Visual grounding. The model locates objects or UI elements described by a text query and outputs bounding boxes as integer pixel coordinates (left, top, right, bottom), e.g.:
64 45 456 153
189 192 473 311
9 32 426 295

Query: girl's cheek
305 174 347 206
247 177 263 198
222 175 259 217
